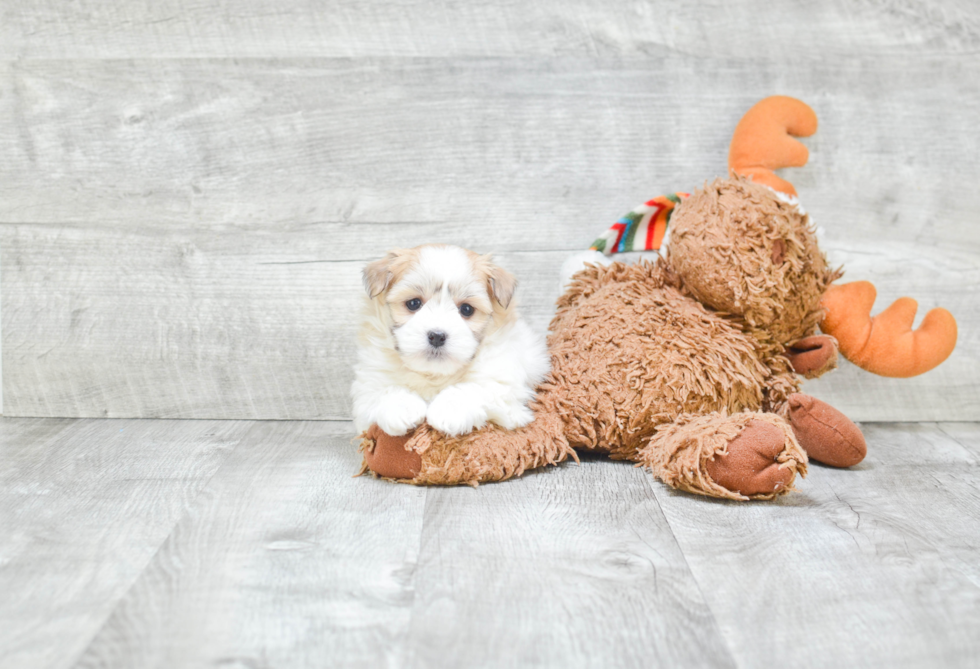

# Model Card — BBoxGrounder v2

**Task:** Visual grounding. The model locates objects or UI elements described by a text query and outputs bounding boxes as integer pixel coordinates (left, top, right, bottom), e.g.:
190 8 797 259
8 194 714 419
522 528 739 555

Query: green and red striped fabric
590 192 689 255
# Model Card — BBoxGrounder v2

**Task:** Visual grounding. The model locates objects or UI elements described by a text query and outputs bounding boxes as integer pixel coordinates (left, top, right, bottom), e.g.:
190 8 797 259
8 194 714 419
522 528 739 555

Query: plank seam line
397 485 431 666
646 481 743 669
62 420 256 668
935 422 980 462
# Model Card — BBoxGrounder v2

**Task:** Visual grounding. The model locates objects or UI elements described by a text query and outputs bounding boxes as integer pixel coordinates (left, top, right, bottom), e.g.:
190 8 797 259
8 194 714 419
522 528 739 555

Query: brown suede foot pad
705 419 795 497
787 394 866 468
362 425 422 480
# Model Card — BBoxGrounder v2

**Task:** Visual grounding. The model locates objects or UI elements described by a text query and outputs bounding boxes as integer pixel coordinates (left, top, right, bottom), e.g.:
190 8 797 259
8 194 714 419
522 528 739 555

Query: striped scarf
590 193 689 255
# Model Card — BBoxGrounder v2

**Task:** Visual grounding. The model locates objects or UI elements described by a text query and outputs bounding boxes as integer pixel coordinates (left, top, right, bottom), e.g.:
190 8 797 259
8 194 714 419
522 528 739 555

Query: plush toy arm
360 408 575 486
728 96 818 197
819 281 958 378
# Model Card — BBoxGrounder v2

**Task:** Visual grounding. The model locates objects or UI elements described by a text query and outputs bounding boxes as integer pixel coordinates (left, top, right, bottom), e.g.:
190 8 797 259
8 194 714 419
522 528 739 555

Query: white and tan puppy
351 245 549 437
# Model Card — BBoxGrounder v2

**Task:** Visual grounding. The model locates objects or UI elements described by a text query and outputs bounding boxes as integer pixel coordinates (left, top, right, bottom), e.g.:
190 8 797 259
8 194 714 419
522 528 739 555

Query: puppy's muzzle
427 330 448 348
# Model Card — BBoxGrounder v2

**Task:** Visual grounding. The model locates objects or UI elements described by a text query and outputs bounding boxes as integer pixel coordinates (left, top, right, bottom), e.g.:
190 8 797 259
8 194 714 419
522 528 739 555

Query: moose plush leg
638 412 807 501
359 409 574 486
785 393 867 467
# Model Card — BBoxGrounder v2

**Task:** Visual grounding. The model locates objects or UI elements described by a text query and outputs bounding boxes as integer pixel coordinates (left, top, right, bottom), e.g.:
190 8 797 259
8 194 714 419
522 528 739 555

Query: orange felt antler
728 96 818 197
820 282 958 378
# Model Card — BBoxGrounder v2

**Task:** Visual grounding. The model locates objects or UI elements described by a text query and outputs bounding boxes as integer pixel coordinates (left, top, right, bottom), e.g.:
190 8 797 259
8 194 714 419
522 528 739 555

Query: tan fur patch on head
666 176 841 346
466 250 518 321
363 248 421 298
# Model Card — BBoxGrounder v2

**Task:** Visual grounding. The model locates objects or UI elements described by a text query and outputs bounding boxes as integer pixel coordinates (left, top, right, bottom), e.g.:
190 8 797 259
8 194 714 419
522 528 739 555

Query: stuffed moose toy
357 96 958 500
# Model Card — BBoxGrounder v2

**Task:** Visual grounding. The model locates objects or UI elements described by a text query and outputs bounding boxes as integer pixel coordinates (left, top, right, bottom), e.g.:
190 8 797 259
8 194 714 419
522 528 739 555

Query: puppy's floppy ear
363 253 396 298
488 262 517 309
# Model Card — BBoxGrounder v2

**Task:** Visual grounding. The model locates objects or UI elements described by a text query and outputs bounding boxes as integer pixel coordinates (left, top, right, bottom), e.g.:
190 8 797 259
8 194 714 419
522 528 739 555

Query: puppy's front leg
426 383 491 437
356 386 428 437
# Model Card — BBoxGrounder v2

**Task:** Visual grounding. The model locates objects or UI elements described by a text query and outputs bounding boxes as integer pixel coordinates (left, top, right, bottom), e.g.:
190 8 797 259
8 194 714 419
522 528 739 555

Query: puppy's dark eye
459 303 475 318
406 298 423 311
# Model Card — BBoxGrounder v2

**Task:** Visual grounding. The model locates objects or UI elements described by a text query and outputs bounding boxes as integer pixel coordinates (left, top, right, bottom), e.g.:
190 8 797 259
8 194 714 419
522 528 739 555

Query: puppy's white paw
427 387 488 437
375 390 428 436
493 403 535 430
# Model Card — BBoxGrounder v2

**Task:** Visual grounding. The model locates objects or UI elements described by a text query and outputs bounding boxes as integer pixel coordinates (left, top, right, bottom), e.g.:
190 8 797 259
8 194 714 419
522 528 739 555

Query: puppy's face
363 245 516 375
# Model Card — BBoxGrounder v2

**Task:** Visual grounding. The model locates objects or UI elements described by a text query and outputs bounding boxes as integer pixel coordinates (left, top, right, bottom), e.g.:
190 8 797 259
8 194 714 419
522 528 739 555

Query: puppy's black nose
427 330 447 348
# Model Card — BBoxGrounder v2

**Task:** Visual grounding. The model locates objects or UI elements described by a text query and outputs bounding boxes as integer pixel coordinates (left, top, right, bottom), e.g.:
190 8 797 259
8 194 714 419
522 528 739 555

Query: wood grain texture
2 0 978 59
938 422 980 458
63 424 737 669
402 456 735 668
4 417 979 667
2 57 979 255
806 240 980 421
0 416 252 669
2 9 979 421
651 422 980 668
73 420 429 669
3 223 975 421
0 225 567 419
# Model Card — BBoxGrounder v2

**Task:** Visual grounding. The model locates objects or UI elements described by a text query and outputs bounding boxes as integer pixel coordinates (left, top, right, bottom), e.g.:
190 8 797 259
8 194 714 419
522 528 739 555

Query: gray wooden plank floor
2 417 979 668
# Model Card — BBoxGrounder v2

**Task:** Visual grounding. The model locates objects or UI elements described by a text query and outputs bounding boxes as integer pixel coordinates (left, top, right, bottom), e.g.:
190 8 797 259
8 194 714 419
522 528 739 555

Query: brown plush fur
359 177 843 499
546 261 775 460
642 411 805 501
669 177 841 348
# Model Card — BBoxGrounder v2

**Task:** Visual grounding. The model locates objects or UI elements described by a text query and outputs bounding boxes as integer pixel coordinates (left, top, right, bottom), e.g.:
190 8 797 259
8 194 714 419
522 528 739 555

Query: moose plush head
708 96 957 378
357 96 959 501
668 176 838 349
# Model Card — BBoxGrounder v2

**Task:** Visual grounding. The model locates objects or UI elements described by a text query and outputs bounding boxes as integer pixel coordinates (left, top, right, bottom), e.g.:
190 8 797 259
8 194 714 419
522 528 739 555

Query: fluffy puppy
351 245 550 437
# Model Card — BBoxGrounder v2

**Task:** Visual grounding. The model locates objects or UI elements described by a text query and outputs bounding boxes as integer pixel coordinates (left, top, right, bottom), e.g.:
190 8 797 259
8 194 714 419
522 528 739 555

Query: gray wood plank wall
2 2 979 420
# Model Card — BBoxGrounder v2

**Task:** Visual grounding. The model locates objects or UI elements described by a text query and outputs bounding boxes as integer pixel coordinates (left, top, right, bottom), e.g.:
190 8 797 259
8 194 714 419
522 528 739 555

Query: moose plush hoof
705 419 796 497
787 393 866 467
362 424 422 480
